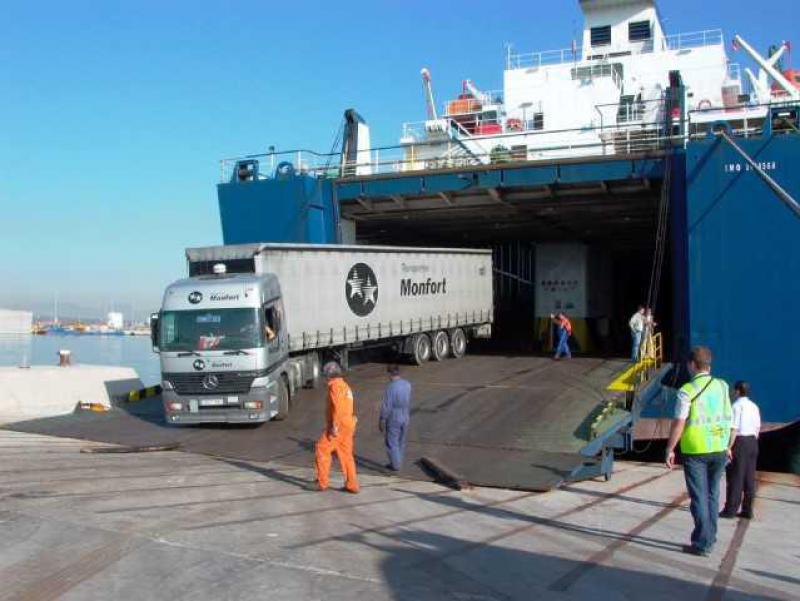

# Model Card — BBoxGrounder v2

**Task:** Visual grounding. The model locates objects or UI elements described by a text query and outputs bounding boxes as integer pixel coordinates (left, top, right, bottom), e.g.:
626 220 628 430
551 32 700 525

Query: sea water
0 335 161 385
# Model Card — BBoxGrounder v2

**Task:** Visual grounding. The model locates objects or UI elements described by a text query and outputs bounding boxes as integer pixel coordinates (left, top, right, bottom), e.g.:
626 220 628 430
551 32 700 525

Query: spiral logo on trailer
345 263 378 316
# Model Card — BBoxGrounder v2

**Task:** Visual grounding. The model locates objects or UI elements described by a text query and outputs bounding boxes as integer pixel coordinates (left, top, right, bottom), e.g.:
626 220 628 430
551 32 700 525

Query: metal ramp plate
6 356 630 492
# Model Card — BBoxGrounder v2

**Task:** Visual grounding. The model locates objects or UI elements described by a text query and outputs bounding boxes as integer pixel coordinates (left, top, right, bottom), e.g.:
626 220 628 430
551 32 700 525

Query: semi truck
151 243 493 424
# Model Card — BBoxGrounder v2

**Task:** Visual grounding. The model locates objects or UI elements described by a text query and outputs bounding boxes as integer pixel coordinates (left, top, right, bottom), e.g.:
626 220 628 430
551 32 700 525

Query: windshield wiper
223 349 251 356
177 351 202 357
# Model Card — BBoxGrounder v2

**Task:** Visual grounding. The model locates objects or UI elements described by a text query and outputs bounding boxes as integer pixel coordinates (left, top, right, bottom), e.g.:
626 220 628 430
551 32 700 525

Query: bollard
58 349 71 367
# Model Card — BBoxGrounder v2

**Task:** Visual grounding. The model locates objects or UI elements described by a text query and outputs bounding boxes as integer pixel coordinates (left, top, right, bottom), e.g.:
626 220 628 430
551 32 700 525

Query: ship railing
507 46 583 70
687 100 800 139
506 29 724 70
220 123 678 182
663 29 723 52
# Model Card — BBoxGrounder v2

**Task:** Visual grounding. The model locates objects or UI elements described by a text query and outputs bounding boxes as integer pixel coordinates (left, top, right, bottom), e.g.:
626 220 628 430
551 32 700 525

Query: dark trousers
723 436 758 515
683 451 727 552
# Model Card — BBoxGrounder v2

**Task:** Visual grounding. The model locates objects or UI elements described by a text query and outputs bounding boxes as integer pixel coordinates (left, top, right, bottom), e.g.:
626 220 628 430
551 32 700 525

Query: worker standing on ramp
665 346 732 556
379 364 412 472
315 361 360 493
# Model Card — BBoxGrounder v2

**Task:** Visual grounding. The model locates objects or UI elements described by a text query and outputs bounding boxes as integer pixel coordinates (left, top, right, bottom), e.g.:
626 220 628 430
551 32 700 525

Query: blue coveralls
380 377 412 471
555 323 572 359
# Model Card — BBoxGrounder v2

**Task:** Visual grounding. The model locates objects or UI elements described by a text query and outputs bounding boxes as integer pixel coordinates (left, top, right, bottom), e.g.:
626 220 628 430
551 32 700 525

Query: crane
463 79 491 105
420 68 438 120
743 42 788 102
733 35 799 101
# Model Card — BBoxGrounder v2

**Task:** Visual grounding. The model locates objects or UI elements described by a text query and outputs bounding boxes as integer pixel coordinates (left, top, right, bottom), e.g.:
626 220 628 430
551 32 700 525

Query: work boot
682 544 709 557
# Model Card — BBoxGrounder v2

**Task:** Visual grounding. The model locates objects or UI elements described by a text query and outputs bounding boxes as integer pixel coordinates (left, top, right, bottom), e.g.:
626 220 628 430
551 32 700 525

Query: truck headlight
162 380 174 390
251 376 270 389
166 402 182 411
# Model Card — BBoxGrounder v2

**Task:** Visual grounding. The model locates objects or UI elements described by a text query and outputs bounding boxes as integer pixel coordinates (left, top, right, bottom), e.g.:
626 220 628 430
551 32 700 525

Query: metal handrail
507 29 724 70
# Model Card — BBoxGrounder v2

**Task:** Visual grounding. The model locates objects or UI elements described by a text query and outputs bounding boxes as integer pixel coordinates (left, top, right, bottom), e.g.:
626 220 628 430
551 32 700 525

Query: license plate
200 398 224 407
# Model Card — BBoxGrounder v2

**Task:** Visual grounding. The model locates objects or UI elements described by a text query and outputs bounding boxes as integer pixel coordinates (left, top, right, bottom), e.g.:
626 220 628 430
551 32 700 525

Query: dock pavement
0 430 798 600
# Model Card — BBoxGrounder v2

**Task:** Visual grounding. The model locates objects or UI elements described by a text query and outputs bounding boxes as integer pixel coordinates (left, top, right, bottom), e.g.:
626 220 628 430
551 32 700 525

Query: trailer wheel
431 331 450 361
274 376 290 420
410 333 432 365
450 328 467 359
304 352 321 389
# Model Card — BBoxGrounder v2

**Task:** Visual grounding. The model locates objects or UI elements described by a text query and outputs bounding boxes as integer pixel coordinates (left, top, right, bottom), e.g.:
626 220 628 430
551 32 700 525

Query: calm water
0 335 161 385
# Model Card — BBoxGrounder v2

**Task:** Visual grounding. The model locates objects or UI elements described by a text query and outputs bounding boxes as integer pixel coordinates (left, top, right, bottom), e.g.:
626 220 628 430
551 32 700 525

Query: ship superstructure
398 0 795 169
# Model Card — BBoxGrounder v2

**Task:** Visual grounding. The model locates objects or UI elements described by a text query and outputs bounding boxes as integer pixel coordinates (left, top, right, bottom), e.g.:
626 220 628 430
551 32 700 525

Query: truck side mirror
150 312 160 353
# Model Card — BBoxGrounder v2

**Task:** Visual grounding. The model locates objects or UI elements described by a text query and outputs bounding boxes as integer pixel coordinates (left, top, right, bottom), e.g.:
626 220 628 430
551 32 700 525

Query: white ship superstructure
398 0 795 170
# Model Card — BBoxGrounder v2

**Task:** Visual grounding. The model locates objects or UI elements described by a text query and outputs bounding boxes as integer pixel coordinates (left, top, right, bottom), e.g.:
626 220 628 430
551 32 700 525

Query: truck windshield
159 309 262 352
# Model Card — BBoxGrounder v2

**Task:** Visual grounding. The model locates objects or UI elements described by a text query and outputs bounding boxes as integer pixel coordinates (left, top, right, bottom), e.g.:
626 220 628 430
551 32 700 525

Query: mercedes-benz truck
151 243 493 425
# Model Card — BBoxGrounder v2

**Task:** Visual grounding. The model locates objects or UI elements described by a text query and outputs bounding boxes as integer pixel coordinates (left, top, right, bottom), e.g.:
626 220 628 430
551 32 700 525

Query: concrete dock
1 429 797 600
0 365 142 423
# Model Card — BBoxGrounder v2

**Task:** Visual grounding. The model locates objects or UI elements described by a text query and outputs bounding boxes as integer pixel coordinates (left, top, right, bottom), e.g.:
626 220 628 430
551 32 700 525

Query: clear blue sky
0 0 786 320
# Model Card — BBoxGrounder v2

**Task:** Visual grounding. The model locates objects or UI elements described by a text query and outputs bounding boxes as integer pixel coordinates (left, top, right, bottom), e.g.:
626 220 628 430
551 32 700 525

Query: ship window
591 26 611 47
529 113 544 131
629 20 651 42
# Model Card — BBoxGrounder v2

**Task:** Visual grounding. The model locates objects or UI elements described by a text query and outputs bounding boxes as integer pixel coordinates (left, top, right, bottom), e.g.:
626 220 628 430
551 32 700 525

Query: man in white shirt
720 381 761 519
629 306 645 361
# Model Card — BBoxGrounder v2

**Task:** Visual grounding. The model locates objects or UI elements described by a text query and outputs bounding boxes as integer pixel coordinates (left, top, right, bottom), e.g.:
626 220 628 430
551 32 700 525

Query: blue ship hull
217 119 799 431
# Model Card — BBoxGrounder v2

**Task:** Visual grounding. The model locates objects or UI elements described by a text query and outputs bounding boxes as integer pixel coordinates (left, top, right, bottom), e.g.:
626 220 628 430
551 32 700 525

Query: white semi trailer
151 243 493 424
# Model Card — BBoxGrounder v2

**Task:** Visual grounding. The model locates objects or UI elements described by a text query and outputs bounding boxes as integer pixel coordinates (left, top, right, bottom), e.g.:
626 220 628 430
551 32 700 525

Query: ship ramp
6 356 633 491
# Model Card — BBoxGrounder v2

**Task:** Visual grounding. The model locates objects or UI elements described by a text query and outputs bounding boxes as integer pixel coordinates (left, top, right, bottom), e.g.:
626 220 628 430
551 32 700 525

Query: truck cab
152 266 296 424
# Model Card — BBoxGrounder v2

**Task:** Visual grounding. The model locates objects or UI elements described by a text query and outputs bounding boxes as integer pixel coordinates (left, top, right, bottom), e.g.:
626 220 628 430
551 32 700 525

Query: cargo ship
214 0 799 470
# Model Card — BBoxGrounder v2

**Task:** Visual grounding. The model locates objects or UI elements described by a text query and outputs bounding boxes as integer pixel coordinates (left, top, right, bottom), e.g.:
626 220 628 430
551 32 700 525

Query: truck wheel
304 352 321 389
450 328 467 359
274 376 290 420
411 333 431 365
431 330 450 361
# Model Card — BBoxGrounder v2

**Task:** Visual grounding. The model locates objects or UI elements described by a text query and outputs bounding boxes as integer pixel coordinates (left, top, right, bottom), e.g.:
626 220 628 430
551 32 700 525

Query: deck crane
733 35 800 101
742 43 788 102
420 68 438 120
463 79 491 105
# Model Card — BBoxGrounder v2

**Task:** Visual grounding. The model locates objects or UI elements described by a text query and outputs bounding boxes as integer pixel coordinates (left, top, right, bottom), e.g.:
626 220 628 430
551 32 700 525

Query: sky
0 0 787 321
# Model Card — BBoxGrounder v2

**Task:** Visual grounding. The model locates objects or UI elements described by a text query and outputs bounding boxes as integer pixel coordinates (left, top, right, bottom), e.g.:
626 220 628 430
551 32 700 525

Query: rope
646 147 672 315
323 120 344 172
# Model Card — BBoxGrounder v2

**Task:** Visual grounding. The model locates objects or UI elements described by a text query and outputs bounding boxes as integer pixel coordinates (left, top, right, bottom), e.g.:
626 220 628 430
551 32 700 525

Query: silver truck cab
152 269 295 424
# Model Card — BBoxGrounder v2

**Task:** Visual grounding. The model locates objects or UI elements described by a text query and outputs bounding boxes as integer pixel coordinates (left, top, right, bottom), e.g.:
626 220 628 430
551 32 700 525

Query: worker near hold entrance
720 381 761 519
665 346 732 556
550 312 572 360
315 361 360 493
629 306 645 361
379 364 412 472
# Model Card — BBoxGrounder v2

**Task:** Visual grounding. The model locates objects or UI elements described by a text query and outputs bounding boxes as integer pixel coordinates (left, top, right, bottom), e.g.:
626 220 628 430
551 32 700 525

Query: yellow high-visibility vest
679 374 732 455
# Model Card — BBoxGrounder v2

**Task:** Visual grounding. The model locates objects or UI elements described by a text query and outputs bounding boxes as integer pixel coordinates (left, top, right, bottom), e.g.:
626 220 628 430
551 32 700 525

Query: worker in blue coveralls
379 364 412 472
550 312 573 360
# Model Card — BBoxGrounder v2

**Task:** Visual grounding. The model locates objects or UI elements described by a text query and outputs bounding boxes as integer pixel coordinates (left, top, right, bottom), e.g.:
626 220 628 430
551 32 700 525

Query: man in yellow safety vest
665 346 732 556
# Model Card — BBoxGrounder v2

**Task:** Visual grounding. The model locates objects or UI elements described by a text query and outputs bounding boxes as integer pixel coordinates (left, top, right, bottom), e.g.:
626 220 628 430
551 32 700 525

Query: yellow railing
607 331 664 393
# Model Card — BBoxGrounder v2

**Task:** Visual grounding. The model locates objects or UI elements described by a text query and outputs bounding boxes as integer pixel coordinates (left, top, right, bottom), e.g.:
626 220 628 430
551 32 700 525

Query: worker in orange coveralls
315 361 360 493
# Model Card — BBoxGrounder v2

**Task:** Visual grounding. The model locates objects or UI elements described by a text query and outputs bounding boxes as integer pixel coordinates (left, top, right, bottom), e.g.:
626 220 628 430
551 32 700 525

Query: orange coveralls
315 377 359 492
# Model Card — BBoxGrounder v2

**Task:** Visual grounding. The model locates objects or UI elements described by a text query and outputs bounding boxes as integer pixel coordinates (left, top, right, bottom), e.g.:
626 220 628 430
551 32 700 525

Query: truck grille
165 371 262 395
